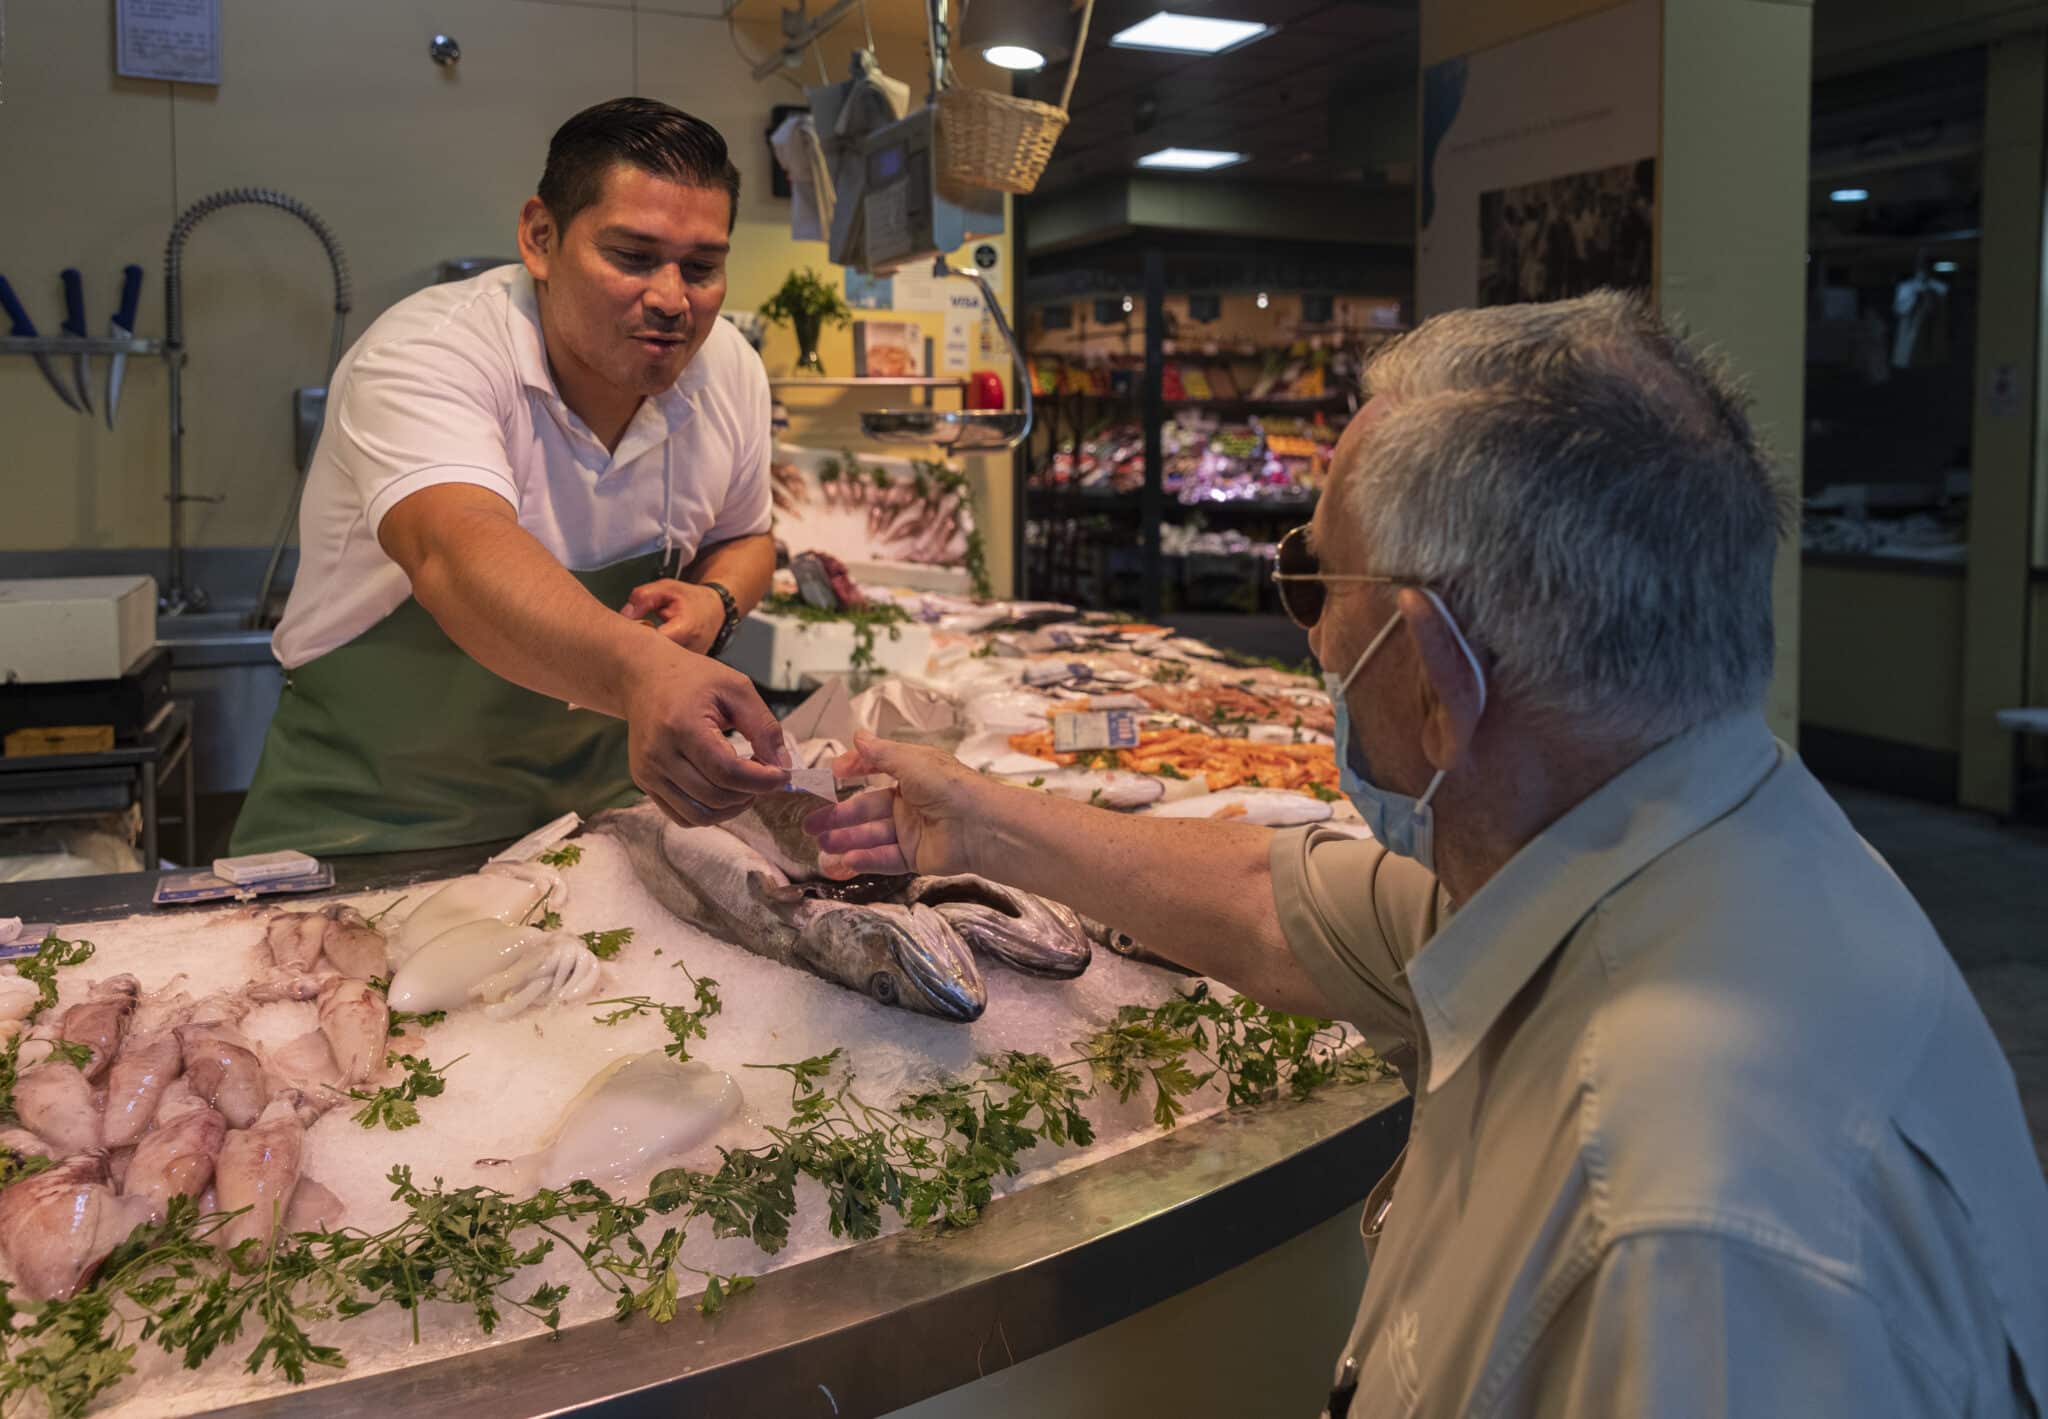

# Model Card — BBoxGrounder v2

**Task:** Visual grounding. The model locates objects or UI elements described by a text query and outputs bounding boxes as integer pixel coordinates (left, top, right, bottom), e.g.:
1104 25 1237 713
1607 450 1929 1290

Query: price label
1053 710 1140 753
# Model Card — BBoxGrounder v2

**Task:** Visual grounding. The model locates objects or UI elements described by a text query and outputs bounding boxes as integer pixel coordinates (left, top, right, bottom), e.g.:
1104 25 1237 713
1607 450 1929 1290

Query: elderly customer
808 293 2048 1417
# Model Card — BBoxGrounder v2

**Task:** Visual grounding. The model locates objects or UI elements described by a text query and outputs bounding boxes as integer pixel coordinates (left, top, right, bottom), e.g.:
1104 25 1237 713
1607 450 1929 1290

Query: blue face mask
1322 589 1487 872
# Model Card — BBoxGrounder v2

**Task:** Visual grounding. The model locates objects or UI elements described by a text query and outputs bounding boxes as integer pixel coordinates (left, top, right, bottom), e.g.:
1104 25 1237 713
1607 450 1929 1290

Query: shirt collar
1405 709 1783 1095
504 268 710 456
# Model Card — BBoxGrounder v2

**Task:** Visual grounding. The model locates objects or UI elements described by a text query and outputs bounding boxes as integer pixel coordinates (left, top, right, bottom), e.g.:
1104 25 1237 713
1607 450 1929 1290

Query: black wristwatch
704 581 742 659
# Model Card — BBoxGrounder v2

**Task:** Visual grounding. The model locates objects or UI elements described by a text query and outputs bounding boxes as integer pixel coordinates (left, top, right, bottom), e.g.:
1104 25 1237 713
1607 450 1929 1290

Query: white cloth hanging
770 112 834 242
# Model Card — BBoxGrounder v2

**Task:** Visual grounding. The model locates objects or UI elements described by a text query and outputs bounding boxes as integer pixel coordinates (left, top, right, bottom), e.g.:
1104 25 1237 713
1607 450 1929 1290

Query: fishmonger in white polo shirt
235 98 791 856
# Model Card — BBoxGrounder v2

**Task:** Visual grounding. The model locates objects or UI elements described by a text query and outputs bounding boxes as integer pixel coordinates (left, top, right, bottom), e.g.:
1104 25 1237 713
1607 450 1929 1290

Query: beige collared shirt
1272 712 2048 1417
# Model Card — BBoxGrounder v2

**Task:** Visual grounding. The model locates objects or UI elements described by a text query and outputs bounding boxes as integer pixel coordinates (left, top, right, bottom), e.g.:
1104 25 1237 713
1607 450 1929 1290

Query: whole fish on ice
590 801 986 1021
510 1051 740 1191
0 1152 154 1300
719 796 1093 980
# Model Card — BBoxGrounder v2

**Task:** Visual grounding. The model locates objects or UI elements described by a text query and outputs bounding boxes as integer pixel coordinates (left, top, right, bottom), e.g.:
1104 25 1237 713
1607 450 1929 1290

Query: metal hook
859 0 875 52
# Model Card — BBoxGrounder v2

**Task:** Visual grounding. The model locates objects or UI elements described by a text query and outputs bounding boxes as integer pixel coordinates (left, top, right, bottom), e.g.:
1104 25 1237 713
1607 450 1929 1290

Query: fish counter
0 608 1412 1419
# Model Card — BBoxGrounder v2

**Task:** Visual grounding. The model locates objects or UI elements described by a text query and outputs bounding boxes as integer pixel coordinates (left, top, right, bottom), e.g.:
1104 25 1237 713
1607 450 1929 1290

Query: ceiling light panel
1110 12 1273 56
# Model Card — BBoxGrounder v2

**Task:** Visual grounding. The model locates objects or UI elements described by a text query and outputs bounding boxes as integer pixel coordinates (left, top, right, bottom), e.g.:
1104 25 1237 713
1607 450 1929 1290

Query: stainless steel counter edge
199 1077 1409 1419
5 855 1412 1418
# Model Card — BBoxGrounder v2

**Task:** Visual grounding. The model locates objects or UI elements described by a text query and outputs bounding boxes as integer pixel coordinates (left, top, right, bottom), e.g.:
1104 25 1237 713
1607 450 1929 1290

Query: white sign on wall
116 0 223 85
1417 0 1658 317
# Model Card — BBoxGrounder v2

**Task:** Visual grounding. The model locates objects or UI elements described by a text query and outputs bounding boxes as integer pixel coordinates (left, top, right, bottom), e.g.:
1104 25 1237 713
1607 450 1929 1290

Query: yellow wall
1658 0 1812 742
1801 564 1965 752
0 0 1017 593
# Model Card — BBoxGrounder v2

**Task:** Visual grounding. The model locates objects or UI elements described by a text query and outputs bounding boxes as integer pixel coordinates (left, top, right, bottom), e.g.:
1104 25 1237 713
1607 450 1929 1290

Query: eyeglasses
1270 525 1397 629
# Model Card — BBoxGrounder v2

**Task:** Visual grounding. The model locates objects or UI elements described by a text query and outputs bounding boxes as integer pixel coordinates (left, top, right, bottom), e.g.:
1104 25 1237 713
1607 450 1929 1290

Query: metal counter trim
3 854 1412 1419
201 1079 1409 1419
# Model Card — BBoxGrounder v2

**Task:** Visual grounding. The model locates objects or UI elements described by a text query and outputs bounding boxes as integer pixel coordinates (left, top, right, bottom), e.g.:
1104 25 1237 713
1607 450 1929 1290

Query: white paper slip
488 811 584 865
1053 709 1140 753
211 850 323 886
784 763 839 801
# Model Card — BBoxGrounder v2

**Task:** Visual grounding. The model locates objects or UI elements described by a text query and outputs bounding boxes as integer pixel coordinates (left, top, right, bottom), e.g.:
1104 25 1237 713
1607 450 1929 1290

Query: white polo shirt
273 265 772 668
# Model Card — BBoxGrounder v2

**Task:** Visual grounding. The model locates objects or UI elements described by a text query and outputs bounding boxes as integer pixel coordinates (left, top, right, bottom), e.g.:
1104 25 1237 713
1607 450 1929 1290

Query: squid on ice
386 920 602 1019
505 1052 740 1191
387 861 566 966
0 1152 155 1300
262 903 389 979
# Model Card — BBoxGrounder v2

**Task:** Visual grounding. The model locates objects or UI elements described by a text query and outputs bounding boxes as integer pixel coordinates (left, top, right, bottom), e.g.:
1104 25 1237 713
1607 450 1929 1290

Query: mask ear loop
1411 588 1488 812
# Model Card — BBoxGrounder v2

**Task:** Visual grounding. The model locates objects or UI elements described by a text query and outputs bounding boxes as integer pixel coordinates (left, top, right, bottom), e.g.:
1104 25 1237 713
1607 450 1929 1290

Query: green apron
231 555 661 857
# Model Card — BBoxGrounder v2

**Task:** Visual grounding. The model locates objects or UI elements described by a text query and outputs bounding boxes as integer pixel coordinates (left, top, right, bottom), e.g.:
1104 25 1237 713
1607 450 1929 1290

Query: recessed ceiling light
1137 147 1247 171
1829 187 1870 203
1111 12 1273 56
983 44 1047 71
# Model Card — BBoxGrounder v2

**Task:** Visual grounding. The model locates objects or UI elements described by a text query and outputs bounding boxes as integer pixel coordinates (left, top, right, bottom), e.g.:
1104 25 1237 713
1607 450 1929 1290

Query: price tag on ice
1053 709 1140 754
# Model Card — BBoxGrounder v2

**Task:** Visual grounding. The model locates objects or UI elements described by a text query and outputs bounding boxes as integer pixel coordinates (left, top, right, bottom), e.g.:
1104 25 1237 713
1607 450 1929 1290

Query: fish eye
870 972 899 1004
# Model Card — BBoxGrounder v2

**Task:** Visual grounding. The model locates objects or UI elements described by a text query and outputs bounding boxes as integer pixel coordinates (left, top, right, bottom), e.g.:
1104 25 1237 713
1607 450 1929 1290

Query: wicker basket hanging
935 0 1094 196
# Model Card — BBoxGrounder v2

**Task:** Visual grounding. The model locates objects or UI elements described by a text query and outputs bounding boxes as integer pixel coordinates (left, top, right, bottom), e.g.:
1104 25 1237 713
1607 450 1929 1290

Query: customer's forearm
967 788 1340 1015
684 534 774 613
407 509 666 717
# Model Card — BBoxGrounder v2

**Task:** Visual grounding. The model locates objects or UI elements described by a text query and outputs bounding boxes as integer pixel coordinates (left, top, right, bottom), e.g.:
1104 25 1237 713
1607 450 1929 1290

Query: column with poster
1417 0 1658 318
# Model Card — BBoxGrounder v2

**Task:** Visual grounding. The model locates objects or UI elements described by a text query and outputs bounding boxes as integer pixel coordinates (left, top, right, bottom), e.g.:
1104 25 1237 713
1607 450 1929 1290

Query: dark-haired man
234 98 788 855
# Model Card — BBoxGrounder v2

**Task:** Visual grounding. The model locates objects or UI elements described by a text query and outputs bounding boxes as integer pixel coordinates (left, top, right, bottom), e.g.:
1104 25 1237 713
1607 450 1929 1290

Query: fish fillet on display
511 1052 741 1191
387 861 565 966
1144 788 1335 827
0 1152 155 1300
1008 768 1167 809
590 802 987 1021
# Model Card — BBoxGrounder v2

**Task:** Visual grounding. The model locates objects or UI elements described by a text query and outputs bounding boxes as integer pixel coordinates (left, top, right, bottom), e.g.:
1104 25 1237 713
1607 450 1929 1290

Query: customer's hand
622 579 727 654
622 646 788 827
803 732 986 878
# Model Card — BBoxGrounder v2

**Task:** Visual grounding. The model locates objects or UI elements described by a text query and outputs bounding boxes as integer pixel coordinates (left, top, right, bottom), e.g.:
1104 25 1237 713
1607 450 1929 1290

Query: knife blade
59 268 95 414
0 274 83 413
105 265 143 430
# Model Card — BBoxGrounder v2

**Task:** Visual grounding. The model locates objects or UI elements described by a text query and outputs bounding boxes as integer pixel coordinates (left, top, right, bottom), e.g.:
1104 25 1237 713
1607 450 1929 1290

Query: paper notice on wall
942 304 974 374
890 266 948 311
116 0 223 84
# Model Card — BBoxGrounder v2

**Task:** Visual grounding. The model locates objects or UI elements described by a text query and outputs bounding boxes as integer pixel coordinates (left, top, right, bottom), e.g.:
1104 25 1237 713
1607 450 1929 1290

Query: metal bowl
861 408 1031 450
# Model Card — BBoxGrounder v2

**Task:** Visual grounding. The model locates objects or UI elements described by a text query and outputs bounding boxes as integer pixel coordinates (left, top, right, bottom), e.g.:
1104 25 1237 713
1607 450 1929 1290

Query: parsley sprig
348 1054 464 1131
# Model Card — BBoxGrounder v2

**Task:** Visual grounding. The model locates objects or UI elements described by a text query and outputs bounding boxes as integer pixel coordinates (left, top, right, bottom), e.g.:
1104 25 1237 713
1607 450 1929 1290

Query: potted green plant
759 268 851 375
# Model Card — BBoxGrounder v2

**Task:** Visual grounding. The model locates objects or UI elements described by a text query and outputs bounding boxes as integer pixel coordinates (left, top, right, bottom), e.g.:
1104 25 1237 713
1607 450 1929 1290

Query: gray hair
1344 290 1790 744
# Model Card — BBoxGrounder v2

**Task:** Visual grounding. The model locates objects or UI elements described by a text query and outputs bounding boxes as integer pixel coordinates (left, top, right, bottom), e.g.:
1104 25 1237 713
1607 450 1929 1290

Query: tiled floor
1828 785 2048 1174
